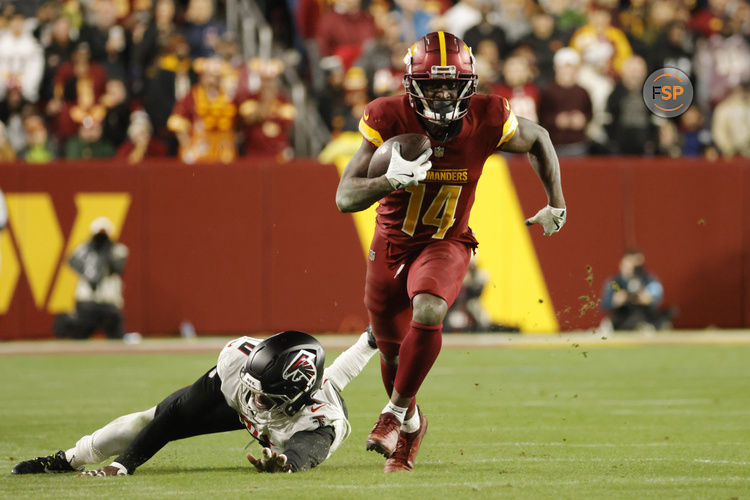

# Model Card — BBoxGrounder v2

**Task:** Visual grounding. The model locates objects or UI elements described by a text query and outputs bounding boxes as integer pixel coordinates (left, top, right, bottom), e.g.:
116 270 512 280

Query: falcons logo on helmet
283 350 317 386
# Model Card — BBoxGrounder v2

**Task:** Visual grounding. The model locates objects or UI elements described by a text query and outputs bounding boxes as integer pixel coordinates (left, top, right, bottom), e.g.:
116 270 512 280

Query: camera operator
54 217 129 339
601 249 671 331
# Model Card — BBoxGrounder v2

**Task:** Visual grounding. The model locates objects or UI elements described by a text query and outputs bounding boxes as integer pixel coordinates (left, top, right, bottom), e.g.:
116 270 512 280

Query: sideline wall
0 157 746 339
507 157 747 331
0 159 367 339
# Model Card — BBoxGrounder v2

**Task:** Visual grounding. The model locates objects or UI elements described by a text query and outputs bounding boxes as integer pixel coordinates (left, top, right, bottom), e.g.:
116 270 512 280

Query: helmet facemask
239 370 299 425
405 76 477 124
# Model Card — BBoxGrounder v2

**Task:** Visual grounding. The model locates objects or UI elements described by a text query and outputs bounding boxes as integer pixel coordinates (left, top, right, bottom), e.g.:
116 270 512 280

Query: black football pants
115 367 243 473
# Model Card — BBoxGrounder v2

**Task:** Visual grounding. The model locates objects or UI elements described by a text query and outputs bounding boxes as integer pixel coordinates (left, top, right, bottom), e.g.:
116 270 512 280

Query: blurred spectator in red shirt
48 42 108 141
316 0 377 62
116 109 168 164
690 0 731 38
492 52 539 123
180 0 225 59
538 48 592 156
237 58 295 160
167 57 237 164
0 12 44 103
296 0 324 43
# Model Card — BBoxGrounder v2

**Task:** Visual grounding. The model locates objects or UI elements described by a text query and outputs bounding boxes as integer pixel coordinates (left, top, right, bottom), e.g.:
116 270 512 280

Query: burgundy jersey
359 93 518 252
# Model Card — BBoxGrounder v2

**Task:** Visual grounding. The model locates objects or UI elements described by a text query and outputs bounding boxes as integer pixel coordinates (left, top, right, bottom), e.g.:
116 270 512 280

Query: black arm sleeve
114 367 243 474
282 426 335 472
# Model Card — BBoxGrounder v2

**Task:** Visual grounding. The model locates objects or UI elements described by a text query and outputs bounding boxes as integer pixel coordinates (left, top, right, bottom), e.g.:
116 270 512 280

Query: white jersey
216 336 363 457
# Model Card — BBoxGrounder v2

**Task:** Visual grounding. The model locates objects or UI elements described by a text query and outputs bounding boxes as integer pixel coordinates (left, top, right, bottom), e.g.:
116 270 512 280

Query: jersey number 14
402 184 462 239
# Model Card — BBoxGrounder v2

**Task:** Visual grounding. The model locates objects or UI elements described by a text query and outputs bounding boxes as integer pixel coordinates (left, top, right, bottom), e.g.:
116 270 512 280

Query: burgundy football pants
365 232 471 400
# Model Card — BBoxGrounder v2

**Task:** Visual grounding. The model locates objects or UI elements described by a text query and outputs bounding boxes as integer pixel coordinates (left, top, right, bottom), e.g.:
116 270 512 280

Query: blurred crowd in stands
0 0 296 163
0 0 748 164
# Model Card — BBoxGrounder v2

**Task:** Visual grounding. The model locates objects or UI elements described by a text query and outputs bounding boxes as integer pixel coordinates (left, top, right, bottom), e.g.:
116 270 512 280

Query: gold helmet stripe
438 31 447 66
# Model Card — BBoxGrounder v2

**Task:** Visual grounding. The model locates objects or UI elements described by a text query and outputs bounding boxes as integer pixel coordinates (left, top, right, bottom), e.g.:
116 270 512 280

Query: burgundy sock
375 339 400 396
394 321 443 399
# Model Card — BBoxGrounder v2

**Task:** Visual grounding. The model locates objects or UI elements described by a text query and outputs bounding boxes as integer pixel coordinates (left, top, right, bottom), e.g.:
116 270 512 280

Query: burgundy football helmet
403 31 477 124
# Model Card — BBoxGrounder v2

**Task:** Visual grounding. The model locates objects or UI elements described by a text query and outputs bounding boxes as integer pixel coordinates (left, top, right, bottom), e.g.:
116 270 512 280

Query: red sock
380 356 397 397
393 321 443 399
376 340 417 414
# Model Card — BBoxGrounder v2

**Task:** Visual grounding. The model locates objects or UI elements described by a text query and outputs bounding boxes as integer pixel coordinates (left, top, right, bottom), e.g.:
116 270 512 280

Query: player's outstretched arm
499 117 567 236
325 329 378 393
247 427 335 473
335 138 394 213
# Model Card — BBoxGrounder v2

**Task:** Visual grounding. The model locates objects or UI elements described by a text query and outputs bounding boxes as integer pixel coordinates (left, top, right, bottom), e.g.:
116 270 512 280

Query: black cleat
366 325 377 349
11 450 76 474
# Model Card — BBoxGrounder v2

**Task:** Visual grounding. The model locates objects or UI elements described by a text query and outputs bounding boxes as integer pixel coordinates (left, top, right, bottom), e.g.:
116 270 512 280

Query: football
367 134 432 178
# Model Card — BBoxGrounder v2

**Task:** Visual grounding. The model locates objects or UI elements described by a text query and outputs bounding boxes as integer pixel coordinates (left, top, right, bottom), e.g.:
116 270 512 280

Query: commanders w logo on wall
0 193 131 314
282 350 317 386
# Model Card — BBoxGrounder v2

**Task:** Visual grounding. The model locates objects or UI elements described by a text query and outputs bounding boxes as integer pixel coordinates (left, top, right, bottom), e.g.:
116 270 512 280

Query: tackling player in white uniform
11 329 378 475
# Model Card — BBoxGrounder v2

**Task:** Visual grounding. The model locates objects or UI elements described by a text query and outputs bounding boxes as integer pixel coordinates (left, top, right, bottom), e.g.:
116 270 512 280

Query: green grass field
1 341 749 499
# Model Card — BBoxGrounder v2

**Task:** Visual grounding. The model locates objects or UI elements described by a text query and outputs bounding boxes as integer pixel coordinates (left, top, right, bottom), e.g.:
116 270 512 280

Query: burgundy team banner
0 157 748 339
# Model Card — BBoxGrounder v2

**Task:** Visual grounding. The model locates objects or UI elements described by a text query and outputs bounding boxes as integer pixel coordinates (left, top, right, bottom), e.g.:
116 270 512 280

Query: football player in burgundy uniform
336 31 567 472
11 330 377 476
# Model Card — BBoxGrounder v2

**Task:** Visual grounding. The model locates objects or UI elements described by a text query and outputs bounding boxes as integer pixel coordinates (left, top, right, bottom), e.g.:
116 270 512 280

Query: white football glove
384 142 432 190
525 205 567 236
